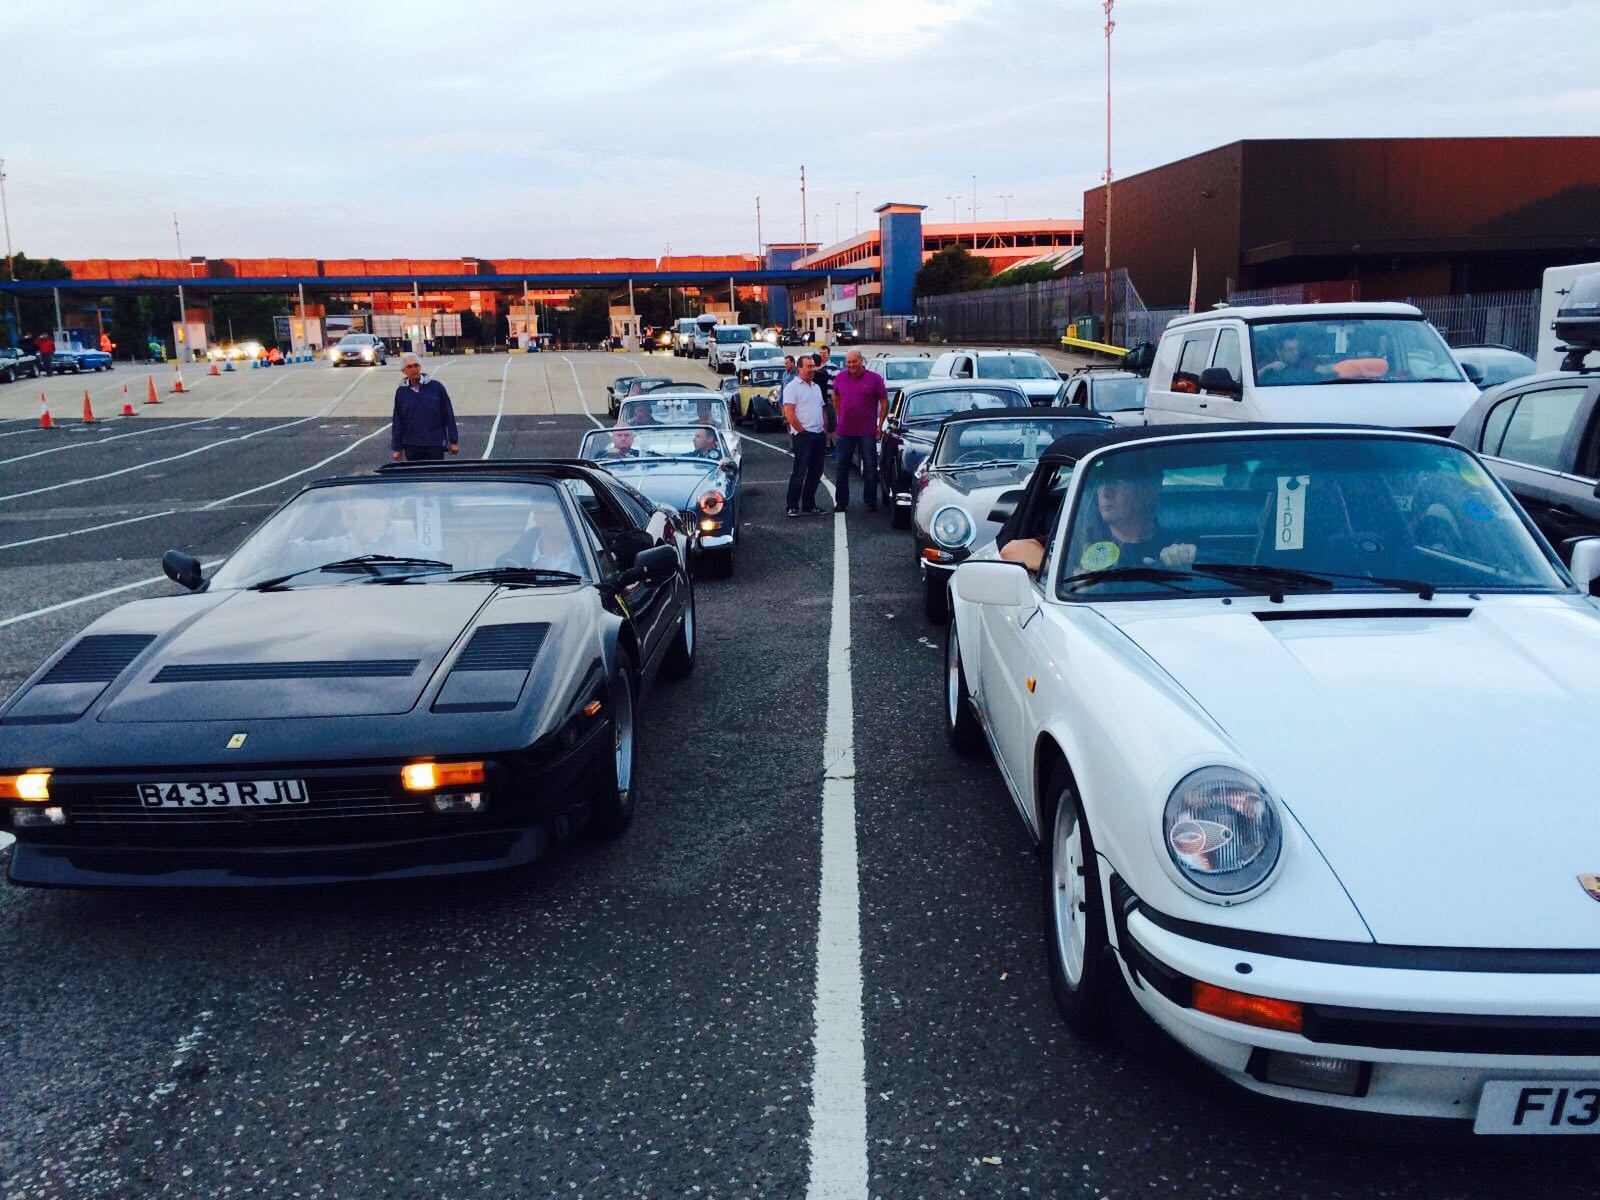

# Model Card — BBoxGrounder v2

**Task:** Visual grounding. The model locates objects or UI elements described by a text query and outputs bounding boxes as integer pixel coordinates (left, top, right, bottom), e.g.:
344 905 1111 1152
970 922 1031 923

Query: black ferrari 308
0 460 696 888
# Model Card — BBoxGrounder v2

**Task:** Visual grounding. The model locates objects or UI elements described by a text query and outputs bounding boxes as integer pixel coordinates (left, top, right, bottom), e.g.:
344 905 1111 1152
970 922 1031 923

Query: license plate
1474 1081 1600 1134
136 780 310 809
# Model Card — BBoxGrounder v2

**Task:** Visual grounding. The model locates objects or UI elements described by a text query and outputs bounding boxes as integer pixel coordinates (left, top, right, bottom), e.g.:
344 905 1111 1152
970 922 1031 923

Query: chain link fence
912 270 1147 347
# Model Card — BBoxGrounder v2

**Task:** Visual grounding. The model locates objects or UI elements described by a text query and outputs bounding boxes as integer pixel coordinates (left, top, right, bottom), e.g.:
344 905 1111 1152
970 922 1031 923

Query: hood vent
1256 607 1472 623
452 623 549 672
154 659 419 682
41 635 156 684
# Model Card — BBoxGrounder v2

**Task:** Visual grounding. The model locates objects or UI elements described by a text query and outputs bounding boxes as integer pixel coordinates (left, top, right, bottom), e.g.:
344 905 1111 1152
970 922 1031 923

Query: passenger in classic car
292 495 418 562
499 498 584 575
595 428 643 459
690 426 720 458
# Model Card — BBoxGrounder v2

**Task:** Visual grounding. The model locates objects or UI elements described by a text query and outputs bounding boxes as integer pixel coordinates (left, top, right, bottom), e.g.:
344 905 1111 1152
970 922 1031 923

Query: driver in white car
1000 457 1196 575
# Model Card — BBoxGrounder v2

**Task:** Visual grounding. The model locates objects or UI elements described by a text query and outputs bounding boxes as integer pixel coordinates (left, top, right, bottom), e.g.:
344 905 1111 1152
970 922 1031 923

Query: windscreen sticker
1463 497 1495 522
1080 540 1121 571
1274 475 1310 551
415 497 444 558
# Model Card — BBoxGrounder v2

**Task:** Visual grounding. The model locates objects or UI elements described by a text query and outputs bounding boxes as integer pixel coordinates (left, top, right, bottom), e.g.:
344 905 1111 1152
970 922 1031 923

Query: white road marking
805 506 867 1200
0 509 177 552
200 426 389 509
560 355 604 428
741 433 794 458
0 367 376 505
0 559 223 630
483 355 511 459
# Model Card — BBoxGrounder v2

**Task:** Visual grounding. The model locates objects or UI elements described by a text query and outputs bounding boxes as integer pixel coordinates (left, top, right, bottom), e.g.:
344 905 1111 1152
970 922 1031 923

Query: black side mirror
617 544 678 589
1199 367 1242 398
162 549 204 591
987 497 1020 524
606 527 653 569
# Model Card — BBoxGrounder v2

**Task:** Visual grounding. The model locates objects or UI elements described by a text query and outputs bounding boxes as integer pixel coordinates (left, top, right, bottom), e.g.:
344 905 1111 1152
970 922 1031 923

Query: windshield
210 481 584 589
715 328 753 344
1092 377 1147 412
933 417 1096 467
903 387 1015 422
743 345 782 361
617 395 731 429
879 360 934 382
581 424 728 462
1249 318 1464 387
975 355 1060 381
336 336 372 348
1054 436 1567 600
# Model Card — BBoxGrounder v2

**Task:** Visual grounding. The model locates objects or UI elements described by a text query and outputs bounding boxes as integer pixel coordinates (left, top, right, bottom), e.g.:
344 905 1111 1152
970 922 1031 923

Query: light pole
998 193 1015 220
1102 0 1116 342
834 201 840 244
853 190 860 235
946 195 959 223
173 212 187 355
0 158 19 331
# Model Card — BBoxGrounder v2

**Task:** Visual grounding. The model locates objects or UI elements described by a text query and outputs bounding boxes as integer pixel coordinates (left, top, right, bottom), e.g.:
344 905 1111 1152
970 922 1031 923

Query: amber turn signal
1191 981 1304 1033
401 761 486 792
0 771 52 801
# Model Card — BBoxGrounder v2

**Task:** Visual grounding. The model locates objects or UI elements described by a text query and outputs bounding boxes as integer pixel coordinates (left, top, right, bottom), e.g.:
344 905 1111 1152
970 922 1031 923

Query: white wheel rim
1052 796 1088 988
682 588 695 656
946 626 961 726
614 677 635 803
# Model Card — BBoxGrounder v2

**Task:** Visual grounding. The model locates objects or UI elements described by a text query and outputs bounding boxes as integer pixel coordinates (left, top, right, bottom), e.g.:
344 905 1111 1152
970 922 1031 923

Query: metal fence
1224 285 1540 356
913 270 1146 347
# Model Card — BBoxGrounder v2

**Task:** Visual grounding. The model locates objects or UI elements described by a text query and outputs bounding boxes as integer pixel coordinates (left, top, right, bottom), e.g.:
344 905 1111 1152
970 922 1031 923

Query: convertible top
1035 422 1450 466
940 407 1108 425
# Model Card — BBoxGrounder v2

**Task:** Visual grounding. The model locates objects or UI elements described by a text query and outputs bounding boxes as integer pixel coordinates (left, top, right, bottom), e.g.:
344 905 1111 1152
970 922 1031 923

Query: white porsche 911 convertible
944 422 1600 1133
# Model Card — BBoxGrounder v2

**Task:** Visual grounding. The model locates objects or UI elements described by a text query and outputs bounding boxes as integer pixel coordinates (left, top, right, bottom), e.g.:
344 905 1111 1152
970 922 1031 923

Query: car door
565 477 677 666
1476 381 1596 558
1195 327 1246 422
1060 378 1087 410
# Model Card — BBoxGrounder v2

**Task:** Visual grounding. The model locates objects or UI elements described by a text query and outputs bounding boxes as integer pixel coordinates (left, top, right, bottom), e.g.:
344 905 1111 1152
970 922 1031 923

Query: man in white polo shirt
782 356 829 517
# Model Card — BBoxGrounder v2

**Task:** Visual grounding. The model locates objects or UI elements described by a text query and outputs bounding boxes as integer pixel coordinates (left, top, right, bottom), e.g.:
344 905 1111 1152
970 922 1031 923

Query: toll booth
508 304 541 350
609 306 640 350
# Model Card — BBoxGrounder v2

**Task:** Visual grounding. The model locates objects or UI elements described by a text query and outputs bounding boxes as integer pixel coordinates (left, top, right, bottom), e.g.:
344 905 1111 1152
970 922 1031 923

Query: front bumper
1111 877 1600 1122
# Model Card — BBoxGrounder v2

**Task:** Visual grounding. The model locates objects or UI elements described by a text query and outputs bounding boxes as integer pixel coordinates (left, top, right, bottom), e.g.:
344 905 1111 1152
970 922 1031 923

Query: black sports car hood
595 459 722 508
98 586 497 722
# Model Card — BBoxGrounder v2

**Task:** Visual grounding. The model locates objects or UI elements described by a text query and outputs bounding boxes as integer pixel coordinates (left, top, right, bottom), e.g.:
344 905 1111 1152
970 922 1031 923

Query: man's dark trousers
787 431 827 510
403 446 446 462
833 434 878 509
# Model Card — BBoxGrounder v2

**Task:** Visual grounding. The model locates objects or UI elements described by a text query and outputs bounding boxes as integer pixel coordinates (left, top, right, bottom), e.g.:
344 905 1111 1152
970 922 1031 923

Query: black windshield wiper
945 458 1028 471
1193 562 1436 600
1060 566 1199 593
248 555 453 591
446 567 583 587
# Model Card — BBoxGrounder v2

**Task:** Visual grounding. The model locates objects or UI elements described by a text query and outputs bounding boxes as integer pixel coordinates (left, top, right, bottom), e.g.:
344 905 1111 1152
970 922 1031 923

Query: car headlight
362 348 375 360
930 505 974 549
1163 766 1281 898
698 490 725 516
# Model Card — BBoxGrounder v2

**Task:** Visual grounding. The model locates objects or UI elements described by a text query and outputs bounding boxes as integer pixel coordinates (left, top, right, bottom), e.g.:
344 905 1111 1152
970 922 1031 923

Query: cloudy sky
5 0 1596 260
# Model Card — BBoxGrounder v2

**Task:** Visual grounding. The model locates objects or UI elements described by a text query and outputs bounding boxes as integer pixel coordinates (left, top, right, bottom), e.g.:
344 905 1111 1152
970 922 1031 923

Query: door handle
1549 504 1581 522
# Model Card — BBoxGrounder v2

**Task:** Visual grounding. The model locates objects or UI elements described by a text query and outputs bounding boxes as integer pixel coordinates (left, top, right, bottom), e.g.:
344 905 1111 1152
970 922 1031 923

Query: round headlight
699 490 725 515
1162 766 1281 898
930 505 974 549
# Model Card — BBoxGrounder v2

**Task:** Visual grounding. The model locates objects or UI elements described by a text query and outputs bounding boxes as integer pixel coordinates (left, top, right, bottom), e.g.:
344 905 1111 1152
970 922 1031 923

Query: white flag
1188 248 1199 313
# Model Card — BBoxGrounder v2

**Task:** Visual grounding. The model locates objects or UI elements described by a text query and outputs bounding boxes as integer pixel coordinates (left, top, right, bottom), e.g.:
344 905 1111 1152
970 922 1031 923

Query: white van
1143 302 1480 435
1535 261 1600 373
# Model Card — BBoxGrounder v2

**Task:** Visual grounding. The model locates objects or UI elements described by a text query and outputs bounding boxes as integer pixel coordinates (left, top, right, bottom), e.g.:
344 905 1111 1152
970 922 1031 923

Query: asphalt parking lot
0 349 1592 1198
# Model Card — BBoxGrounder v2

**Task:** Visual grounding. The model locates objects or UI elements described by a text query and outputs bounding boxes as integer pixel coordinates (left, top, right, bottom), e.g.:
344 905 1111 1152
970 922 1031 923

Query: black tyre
1 367 13 384
1041 765 1112 1037
943 619 986 757
660 575 697 680
890 502 910 530
586 670 637 839
923 573 949 623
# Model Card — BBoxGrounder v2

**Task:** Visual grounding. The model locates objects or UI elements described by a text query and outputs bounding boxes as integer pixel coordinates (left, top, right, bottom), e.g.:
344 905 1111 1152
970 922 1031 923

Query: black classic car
878 379 1030 528
0 461 695 887
913 409 1112 620
0 345 42 383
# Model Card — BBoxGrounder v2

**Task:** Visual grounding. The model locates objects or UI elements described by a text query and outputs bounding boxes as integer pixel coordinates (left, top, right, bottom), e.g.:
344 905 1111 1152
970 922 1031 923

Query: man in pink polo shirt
830 349 889 513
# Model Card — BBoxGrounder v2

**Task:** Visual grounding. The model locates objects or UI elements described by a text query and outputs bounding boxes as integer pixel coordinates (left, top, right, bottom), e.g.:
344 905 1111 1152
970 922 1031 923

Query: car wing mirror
720 458 738 473
1568 537 1600 592
1460 361 1485 386
616 544 678 589
956 560 1035 607
1199 367 1242 398
987 497 1019 524
162 549 205 591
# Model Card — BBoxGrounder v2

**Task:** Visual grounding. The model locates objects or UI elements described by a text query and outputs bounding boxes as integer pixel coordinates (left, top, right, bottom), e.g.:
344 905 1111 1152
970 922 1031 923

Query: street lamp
945 195 959 223
998 193 1015 220
0 158 18 331
853 190 861 235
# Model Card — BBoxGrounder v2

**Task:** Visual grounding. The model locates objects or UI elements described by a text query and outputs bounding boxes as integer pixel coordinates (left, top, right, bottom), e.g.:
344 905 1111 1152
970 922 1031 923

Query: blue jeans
787 431 827 511
833 434 878 508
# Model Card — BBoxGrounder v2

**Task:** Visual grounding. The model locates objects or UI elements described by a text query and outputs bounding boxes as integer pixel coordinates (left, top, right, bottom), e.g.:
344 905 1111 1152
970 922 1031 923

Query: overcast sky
5 0 1596 260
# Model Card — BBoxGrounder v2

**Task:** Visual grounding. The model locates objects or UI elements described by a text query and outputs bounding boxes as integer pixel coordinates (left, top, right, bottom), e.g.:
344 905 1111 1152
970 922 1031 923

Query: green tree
458 309 485 347
566 289 612 343
211 292 294 345
5 251 72 340
912 245 991 299
985 261 1059 288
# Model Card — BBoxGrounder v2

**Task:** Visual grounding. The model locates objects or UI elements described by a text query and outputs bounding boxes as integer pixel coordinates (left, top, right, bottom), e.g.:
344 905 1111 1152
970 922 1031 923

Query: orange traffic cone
171 365 187 394
146 373 161 404
208 362 220 376
38 394 54 430
82 390 96 424
120 384 135 417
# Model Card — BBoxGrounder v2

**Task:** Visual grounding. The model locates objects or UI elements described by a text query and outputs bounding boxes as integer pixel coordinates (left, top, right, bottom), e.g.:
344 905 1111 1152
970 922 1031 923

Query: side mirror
618 544 678 589
1461 361 1485 386
720 458 738 472
956 560 1035 607
162 549 205 591
1198 366 1242 398
1568 537 1600 592
606 527 653 569
987 497 1019 524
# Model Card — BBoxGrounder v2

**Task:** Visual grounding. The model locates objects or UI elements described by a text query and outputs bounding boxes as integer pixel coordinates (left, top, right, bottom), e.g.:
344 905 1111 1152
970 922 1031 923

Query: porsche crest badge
226 733 248 750
1580 874 1600 902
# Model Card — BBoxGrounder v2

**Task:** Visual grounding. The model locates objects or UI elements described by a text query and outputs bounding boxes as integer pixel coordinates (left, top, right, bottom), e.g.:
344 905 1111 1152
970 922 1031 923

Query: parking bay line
201 425 390 509
0 558 224 631
482 355 511 459
559 355 604 428
0 509 177 552
805 505 867 1200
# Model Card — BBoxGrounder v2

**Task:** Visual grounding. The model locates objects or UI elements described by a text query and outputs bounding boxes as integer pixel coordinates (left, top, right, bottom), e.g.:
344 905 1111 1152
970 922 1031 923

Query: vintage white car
944 422 1600 1131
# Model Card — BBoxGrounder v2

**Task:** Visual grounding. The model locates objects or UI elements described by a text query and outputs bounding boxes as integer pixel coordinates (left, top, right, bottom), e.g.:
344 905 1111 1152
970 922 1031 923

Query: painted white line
559 355 604 428
0 559 223 631
483 355 511 459
0 509 176 552
201 426 389 509
805 507 866 1200
0 370 296 466
0 367 376 505
741 433 794 458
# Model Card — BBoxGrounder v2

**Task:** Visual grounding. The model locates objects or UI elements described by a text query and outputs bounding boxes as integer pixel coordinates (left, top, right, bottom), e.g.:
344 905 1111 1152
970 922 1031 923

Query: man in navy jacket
390 353 460 461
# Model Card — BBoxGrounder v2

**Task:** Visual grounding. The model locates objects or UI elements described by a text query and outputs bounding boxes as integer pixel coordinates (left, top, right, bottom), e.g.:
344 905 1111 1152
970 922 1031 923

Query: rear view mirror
162 550 204 591
1199 367 1242 398
956 561 1034 607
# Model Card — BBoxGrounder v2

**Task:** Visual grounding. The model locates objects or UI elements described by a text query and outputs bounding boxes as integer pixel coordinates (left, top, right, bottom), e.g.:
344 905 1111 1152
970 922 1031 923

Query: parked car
617 391 742 466
708 326 756 374
732 342 785 375
1143 303 1479 434
1057 367 1148 426
928 348 1065 405
0 346 42 383
1451 365 1600 565
734 362 788 430
833 321 860 345
580 423 741 577
1452 344 1538 391
779 327 809 347
879 379 1029 528
48 344 113 373
607 375 675 417
328 334 387 367
866 353 934 412
913 409 1112 621
944 422 1597 1128
0 460 695 887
